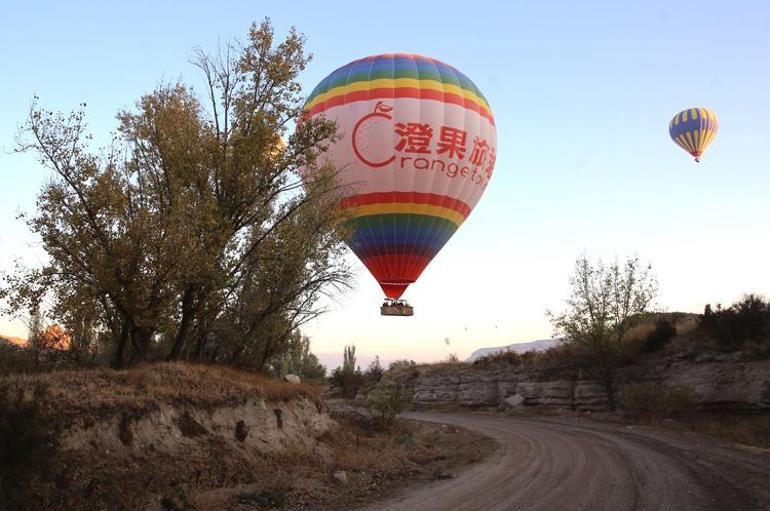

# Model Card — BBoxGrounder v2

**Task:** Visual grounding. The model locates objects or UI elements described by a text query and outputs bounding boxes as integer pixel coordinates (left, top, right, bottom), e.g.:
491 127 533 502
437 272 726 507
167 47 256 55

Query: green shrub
329 366 364 398
364 356 384 383
329 344 365 398
699 295 770 349
369 385 412 430
622 383 696 420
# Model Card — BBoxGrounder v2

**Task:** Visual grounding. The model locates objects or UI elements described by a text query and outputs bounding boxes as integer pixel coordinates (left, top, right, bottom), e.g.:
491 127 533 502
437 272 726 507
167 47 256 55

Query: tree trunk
111 323 130 369
600 369 617 411
191 329 207 361
230 312 267 365
168 285 196 360
129 327 154 365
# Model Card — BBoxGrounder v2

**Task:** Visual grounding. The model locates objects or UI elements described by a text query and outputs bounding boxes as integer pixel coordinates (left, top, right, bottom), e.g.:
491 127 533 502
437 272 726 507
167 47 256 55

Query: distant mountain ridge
465 338 559 362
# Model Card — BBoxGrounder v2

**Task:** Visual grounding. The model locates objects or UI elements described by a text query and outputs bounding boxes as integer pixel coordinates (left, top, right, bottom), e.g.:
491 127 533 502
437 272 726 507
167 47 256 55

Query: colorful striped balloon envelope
303 54 497 300
669 107 718 162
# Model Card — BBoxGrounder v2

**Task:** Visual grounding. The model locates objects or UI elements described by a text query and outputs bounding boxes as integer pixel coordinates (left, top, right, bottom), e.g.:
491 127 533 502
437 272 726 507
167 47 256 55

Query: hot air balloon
669 107 718 162
302 54 497 315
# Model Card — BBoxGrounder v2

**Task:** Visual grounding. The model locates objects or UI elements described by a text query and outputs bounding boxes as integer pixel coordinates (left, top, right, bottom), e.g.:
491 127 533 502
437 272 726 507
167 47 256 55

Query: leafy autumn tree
548 255 658 410
3 19 352 370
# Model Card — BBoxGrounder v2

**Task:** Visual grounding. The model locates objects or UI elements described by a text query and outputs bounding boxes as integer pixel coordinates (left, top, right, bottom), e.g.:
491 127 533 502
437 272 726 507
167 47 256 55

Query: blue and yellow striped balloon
669 107 718 162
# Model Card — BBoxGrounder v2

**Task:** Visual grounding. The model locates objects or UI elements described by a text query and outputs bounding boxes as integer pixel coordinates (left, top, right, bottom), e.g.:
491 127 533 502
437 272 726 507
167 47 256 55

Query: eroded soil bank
0 364 493 511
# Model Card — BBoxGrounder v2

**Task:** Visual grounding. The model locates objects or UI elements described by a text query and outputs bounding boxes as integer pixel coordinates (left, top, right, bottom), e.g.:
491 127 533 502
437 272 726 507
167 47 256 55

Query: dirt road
361 412 770 511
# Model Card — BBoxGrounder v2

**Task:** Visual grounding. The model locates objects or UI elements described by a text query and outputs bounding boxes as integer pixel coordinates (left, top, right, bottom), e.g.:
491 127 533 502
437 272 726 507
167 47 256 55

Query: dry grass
621 384 770 449
188 415 495 511
627 411 770 450
622 383 697 420
310 414 494 509
691 414 770 448
622 313 698 340
331 425 414 472
0 362 320 422
0 364 496 511
0 362 495 511
624 322 659 345
675 317 699 336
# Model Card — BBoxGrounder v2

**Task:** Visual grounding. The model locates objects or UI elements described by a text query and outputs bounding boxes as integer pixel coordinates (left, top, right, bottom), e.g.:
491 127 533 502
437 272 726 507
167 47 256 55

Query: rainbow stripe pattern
669 107 718 162
305 53 494 126
339 192 471 299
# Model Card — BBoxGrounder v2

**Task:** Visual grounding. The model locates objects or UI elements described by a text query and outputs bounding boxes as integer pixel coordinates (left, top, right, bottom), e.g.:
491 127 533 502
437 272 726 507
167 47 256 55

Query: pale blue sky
1 1 769 361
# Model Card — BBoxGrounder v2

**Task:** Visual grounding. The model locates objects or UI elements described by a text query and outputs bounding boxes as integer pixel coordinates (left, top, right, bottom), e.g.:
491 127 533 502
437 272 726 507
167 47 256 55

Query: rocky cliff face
406 372 610 411
652 355 770 412
373 355 770 412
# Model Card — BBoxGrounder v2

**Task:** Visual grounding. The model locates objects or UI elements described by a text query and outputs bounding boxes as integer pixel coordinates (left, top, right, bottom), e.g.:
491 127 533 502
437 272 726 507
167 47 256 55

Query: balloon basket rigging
381 299 414 317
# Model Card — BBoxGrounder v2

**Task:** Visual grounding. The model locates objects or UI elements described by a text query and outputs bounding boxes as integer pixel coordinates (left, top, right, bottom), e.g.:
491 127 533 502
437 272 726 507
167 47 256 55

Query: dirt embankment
0 364 493 511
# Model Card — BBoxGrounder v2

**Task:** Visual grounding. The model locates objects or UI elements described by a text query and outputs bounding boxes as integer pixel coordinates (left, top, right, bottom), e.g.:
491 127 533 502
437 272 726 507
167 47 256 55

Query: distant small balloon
444 337 451 346
669 107 718 162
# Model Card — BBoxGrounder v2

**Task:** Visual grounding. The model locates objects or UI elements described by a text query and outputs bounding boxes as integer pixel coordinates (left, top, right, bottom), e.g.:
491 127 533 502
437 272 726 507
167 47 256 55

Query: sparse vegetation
364 356 385 383
330 344 364 398
698 294 770 350
326 411 494 483
369 385 413 430
639 319 678 354
472 350 522 368
273 330 327 382
689 414 770 449
0 363 492 510
622 383 697 420
621 382 770 448
388 359 417 372
548 255 659 410
0 363 319 420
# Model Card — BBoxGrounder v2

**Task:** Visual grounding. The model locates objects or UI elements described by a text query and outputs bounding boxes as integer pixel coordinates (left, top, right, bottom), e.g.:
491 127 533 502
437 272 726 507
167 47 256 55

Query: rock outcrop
373 355 770 412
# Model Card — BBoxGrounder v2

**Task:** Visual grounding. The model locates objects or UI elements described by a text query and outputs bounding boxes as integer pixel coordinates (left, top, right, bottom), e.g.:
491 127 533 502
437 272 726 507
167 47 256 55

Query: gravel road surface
361 412 770 511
